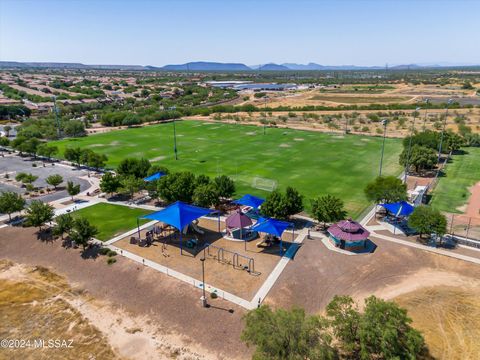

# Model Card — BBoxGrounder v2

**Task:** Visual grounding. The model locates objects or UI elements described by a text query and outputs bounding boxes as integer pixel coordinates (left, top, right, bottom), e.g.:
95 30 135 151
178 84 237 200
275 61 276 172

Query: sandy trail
357 269 480 302
0 262 213 360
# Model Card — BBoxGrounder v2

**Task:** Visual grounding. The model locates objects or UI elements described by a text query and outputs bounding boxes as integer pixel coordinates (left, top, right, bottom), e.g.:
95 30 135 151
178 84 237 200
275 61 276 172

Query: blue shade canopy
233 194 265 209
380 201 415 217
140 201 213 230
251 217 293 237
143 172 166 182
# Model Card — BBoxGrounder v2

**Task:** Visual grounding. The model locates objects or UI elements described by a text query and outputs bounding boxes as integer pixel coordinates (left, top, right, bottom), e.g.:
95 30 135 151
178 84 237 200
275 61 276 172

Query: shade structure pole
217 212 220 233
242 227 246 251
280 237 283 256
137 218 141 239
180 232 183 255
200 258 207 307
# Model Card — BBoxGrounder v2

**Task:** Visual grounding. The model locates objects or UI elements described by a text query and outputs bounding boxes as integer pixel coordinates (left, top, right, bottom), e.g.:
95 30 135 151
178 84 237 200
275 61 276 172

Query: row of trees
399 129 468 175
5 136 59 160
53 212 98 250
242 295 427 359
99 157 236 208
0 192 97 249
399 130 480 173
0 105 31 120
64 147 108 170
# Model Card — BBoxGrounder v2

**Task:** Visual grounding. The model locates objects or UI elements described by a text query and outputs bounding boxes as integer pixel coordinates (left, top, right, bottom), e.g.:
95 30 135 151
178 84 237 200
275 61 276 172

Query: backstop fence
446 213 480 242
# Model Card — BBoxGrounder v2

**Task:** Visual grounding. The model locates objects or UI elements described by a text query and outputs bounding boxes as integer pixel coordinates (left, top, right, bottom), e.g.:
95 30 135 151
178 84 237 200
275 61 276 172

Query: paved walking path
369 231 480 265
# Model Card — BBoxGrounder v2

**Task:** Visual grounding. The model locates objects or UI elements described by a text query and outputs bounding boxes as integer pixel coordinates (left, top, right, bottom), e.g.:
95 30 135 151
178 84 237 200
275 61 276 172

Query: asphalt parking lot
0 154 91 203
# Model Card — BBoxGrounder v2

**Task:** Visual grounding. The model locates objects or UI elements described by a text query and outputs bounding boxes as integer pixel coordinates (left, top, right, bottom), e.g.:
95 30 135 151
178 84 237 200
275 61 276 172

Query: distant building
206 81 297 91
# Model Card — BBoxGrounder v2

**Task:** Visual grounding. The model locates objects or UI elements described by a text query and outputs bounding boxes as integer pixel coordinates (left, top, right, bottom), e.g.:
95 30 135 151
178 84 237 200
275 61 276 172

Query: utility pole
404 107 421 183
379 119 388 177
422 98 430 130
263 96 267 135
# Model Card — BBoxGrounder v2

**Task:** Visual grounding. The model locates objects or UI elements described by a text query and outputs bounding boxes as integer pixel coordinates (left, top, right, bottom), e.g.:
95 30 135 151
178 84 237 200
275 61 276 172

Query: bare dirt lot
396 285 480 360
0 226 248 360
3 225 480 359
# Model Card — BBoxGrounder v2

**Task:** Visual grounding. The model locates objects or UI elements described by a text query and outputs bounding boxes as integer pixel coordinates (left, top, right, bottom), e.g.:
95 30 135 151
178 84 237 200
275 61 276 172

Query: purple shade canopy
328 220 370 242
337 219 362 233
226 210 253 229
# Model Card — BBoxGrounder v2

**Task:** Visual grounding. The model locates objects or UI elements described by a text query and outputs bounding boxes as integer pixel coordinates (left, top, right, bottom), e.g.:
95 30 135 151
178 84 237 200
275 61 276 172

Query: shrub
107 257 117 265
99 247 110 256
107 250 117 257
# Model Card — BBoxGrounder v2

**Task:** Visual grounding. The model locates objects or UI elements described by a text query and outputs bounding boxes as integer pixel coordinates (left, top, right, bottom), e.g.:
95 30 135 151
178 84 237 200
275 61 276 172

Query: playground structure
204 242 260 276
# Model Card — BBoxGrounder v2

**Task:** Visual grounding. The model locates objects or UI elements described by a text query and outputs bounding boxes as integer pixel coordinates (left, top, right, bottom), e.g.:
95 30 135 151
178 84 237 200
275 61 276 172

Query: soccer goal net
252 177 278 192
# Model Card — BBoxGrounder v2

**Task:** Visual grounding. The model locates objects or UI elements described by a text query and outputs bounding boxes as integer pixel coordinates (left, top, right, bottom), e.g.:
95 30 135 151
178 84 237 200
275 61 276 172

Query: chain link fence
446 213 480 242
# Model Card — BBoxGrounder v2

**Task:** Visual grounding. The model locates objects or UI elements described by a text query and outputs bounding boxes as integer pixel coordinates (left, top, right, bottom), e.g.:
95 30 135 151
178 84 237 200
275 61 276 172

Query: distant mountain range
1 60 479 71
162 61 250 71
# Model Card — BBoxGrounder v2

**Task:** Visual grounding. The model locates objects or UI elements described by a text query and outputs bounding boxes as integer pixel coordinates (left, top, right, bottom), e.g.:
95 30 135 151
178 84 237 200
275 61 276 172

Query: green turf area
53 120 403 218
430 148 480 213
73 203 153 241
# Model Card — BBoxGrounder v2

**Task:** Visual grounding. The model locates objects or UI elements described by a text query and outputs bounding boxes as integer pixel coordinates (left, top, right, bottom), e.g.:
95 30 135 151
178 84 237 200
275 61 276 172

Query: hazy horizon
1 0 479 67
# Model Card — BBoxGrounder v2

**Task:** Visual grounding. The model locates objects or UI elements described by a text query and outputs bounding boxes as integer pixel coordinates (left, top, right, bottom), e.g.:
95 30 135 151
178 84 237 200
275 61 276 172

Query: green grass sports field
53 121 403 217
431 147 480 213
73 203 153 241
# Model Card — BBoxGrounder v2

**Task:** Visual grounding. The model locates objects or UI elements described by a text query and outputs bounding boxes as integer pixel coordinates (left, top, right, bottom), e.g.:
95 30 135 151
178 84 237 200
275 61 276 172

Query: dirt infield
466 181 480 218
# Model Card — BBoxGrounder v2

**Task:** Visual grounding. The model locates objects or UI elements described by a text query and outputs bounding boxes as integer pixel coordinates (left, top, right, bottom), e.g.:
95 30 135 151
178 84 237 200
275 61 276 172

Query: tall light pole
200 258 208 308
422 98 430 131
437 99 453 165
379 119 388 177
263 96 267 135
173 118 178 160
52 96 61 138
404 107 421 183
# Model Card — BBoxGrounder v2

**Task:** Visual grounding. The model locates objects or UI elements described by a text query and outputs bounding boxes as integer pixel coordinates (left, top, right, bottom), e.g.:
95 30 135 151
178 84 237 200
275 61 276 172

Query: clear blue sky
1 0 479 66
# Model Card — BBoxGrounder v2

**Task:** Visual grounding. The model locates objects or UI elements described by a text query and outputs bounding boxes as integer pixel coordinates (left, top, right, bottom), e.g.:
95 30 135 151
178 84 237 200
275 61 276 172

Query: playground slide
191 221 205 235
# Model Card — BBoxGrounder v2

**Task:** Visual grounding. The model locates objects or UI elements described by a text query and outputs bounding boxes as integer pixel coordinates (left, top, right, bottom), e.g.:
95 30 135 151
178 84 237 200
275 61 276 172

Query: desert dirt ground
396 285 480 360
0 226 249 360
255 83 479 108
3 225 480 359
